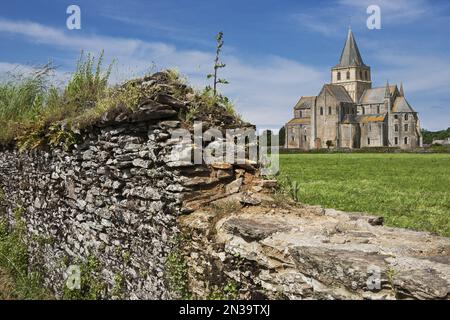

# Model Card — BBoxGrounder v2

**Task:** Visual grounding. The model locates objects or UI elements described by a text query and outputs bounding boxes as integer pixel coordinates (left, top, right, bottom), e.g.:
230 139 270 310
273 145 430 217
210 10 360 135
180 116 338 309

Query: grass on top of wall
278 153 450 237
0 51 241 152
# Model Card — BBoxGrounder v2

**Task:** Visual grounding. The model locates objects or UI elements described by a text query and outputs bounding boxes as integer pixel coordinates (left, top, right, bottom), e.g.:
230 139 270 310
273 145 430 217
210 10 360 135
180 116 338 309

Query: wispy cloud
339 0 430 23
291 12 339 36
0 18 326 129
292 0 440 37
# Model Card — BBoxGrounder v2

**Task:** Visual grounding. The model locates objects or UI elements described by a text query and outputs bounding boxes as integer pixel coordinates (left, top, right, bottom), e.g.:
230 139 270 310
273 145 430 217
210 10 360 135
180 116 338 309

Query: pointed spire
399 82 404 96
337 28 366 67
385 81 390 98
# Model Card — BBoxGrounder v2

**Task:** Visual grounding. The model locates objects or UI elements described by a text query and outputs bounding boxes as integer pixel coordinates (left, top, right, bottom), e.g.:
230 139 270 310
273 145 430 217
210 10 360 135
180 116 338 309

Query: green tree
279 126 286 147
326 140 333 149
207 32 228 96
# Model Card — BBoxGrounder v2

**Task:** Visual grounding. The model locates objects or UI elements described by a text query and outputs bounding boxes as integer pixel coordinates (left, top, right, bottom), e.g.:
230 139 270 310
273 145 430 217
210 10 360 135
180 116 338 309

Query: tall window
405 114 409 121
395 137 398 145
320 107 323 115
367 138 371 145
404 137 408 145
359 70 363 79
365 71 368 79
362 107 365 115
404 124 408 132
377 105 380 113
395 124 399 132
299 111 303 118
328 106 332 115
346 71 350 80
337 72 341 81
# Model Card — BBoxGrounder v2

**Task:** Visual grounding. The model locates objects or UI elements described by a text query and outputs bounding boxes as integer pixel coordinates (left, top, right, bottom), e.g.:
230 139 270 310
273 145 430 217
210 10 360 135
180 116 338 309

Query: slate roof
294 96 316 110
287 118 311 125
356 114 386 123
335 29 366 68
323 84 354 103
358 85 397 104
393 96 415 113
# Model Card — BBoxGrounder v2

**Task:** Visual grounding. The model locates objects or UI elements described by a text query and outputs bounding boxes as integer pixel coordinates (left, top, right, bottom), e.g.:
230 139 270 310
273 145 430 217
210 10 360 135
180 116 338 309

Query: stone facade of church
285 29 423 150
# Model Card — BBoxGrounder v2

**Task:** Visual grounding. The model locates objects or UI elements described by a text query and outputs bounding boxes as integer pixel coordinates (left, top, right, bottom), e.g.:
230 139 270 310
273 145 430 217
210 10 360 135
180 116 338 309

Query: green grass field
279 153 450 237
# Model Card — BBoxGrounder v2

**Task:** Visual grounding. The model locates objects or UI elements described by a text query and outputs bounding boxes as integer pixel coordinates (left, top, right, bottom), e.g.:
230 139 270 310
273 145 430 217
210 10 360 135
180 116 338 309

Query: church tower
331 28 372 102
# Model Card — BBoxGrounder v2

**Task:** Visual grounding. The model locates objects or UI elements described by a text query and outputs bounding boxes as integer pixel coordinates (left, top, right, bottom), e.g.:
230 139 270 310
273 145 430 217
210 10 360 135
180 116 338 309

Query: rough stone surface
180 203 450 300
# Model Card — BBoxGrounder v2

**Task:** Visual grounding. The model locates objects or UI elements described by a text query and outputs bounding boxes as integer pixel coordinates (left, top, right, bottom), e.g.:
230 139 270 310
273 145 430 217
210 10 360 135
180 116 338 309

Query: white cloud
291 12 338 36
0 18 326 129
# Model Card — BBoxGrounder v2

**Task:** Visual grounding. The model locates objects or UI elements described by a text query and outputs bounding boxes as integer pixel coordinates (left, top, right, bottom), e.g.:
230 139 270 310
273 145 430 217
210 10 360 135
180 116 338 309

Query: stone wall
0 71 258 299
0 119 187 298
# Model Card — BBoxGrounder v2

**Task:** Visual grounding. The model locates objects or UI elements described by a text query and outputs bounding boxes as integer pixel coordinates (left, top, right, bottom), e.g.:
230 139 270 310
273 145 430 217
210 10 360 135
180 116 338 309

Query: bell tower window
346 71 350 80
337 72 341 81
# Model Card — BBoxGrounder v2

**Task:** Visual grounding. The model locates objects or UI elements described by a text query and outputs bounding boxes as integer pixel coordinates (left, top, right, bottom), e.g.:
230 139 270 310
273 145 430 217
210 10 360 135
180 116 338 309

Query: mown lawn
279 153 450 237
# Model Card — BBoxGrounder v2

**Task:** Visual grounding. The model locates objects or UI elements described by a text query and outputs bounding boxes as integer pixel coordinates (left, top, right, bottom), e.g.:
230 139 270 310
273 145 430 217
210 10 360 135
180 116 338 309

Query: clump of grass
0 55 242 150
0 206 51 299
164 235 192 300
276 174 301 202
183 86 242 125
0 51 114 149
65 51 112 111
62 256 106 300
208 280 239 300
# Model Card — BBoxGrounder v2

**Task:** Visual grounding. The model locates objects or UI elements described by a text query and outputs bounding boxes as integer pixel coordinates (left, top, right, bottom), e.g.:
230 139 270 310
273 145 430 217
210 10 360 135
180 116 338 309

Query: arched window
404 137 408 145
337 72 341 81
346 71 350 80
405 114 409 121
365 71 368 79
395 124 399 132
395 137 398 145
320 107 324 115
299 111 303 118
404 124 408 132
360 70 363 79
377 105 380 114
362 107 365 115
328 106 332 115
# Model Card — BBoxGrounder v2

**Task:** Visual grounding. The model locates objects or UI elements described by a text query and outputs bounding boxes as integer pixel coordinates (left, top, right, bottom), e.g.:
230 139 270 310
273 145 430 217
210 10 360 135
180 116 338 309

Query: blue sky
1 0 450 130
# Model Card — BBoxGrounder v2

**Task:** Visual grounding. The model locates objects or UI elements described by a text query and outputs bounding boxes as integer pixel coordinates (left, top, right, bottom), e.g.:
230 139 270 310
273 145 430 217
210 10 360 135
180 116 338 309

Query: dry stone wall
0 121 188 299
0 71 257 299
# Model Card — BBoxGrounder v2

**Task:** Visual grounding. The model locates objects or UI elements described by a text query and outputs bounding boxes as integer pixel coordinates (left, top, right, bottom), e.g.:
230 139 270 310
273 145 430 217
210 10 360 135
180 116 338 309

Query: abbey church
285 29 423 150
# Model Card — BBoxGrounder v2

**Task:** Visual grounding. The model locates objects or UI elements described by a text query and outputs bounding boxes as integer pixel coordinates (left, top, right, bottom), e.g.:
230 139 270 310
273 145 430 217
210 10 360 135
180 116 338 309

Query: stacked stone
0 70 270 299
